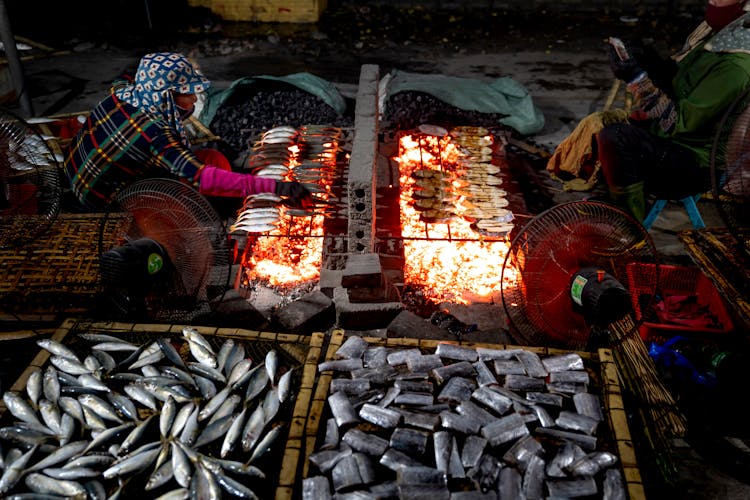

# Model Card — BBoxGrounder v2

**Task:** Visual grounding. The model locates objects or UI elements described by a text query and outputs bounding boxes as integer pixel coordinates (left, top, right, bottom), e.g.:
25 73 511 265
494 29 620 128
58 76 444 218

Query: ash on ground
242 277 318 317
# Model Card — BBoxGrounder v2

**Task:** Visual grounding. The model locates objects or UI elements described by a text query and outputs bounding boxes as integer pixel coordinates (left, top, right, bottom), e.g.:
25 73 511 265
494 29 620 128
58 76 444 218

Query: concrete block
203 288 269 328
273 289 335 334
319 268 342 298
333 287 403 330
342 253 382 287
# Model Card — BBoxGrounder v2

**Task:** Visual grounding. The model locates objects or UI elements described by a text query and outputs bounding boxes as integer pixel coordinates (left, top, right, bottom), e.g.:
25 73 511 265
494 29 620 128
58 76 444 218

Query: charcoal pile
383 92 514 135
209 83 354 154
306 336 627 499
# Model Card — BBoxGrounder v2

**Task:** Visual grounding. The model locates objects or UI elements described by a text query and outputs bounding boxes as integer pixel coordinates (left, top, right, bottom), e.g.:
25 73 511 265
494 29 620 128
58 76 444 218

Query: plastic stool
642 193 706 230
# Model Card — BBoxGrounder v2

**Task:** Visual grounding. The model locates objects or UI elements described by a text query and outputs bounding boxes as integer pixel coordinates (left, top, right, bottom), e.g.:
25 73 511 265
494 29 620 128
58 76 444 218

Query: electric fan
500 200 659 350
98 178 233 323
0 107 61 249
710 86 750 259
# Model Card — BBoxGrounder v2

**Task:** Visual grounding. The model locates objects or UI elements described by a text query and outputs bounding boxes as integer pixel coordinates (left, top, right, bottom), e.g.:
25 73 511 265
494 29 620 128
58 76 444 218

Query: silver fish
27 440 88 472
158 337 188 371
208 394 241 427
155 488 189 500
198 386 231 422
193 414 234 449
24 472 87 498
91 341 139 352
106 392 138 421
57 396 85 425
248 424 284 463
0 445 38 494
42 466 100 480
50 355 91 376
227 359 252 388
244 365 269 403
178 405 201 446
241 403 266 453
81 422 134 455
277 369 292 403
36 339 79 362
171 441 192 488
3 392 43 427
213 469 259 499
220 407 247 458
78 394 123 424
42 367 60 405
26 368 43 408
103 445 161 479
38 400 62 435
170 401 196 438
188 362 226 384
77 374 109 393
146 460 175 491
124 384 159 411
119 415 155 455
265 350 278 384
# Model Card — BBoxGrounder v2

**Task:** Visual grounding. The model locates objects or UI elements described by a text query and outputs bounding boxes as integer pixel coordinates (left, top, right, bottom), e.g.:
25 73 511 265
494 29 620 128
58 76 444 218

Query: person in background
64 52 312 210
596 0 750 220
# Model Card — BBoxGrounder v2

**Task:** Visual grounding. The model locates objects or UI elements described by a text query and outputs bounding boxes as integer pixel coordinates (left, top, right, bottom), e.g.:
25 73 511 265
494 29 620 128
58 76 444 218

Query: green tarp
383 70 545 136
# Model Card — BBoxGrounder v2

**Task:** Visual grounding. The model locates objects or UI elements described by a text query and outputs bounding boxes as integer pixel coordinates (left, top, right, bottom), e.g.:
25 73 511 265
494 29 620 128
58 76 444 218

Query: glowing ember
395 131 517 304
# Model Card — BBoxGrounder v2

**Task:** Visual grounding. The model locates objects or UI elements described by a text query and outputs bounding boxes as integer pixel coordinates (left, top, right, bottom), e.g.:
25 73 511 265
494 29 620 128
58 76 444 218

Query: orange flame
396 132 517 304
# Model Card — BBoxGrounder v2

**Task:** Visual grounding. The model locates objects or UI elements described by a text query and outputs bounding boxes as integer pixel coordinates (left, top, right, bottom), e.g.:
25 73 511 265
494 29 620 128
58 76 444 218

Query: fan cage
0 107 62 249
105 178 233 323
500 201 659 350
711 86 750 258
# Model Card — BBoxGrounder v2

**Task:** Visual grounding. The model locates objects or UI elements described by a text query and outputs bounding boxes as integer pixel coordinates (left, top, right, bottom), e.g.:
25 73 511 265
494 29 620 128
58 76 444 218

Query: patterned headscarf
114 52 210 144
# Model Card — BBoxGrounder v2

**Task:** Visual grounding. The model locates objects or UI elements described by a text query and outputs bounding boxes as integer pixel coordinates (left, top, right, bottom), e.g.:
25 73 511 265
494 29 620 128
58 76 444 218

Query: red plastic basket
626 263 734 342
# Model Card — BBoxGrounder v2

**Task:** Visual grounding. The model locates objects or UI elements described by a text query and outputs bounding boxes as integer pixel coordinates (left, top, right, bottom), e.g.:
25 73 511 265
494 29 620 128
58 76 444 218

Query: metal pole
0 0 33 117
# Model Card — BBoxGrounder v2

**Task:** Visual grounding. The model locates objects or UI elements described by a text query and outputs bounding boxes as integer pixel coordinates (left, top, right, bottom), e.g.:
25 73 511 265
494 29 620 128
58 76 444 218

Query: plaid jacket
64 89 204 209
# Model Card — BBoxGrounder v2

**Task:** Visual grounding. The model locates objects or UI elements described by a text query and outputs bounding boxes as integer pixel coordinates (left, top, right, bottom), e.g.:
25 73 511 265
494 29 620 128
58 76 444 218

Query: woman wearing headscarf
64 52 311 210
596 0 750 220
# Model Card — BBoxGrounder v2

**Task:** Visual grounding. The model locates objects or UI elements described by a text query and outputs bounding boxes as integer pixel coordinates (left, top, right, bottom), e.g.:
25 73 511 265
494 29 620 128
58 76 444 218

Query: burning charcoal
468 454 502 492
547 381 588 394
390 427 430 456
503 434 544 470
530 404 556 428
515 350 548 378
471 386 513 415
548 370 589 385
542 353 585 372
555 410 599 435
523 454 546 499
318 359 364 372
330 378 371 395
395 379 434 393
440 410 481 434
435 343 478 362
604 468 627 500
535 428 598 451
449 436 465 478
481 413 529 447
456 400 496 426
395 408 441 431
546 442 586 478
433 431 453 473
437 377 476 404
493 359 526 375
342 428 389 456
525 391 564 407
310 446 353 473
473 360 498 387
363 347 388 368
504 374 546 392
328 391 359 427
321 417 340 450
431 361 476 385
407 354 444 372
332 454 367 492
397 466 448 487
359 403 402 429
351 365 398 385
394 392 434 406
380 448 426 472
387 348 421 366
302 476 332 500
545 477 598 498
573 393 604 422
477 347 521 361
336 336 369 360
376 386 401 408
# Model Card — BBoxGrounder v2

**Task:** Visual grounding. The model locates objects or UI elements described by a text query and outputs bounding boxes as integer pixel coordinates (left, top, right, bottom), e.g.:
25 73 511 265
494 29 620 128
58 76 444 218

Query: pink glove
197 166 276 198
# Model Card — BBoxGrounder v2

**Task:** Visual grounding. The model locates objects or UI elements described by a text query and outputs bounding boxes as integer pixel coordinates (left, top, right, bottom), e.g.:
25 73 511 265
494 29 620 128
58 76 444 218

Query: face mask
705 1 746 31
176 104 194 121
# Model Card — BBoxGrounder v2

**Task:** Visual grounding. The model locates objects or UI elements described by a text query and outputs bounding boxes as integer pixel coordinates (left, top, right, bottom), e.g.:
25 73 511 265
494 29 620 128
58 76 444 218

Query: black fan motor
100 238 169 286
570 267 632 325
